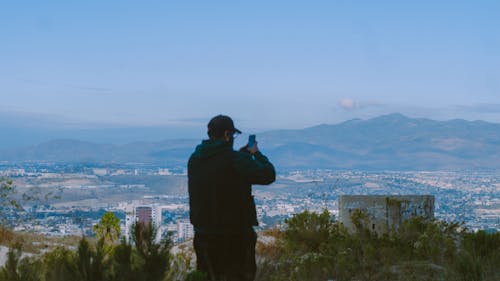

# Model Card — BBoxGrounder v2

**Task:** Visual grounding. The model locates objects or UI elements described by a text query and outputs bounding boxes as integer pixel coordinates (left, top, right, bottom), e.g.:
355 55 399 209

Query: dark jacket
188 140 275 232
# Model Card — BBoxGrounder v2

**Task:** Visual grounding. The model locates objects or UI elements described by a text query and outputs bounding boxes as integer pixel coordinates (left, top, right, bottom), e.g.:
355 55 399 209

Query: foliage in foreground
1 210 499 281
256 210 500 281
1 176 61 228
0 222 172 281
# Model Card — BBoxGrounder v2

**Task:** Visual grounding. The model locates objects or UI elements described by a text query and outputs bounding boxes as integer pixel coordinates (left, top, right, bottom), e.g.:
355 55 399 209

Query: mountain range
2 113 499 170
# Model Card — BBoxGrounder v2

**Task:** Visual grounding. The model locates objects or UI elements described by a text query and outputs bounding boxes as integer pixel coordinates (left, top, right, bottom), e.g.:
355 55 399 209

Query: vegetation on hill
0 220 172 281
1 210 499 281
0 178 19 224
1 176 61 229
257 210 500 281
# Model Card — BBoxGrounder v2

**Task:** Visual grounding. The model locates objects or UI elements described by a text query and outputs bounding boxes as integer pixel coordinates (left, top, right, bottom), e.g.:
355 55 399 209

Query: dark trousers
194 228 257 281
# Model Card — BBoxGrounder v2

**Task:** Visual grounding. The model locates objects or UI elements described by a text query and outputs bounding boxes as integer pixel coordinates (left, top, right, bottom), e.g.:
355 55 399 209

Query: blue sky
1 0 499 132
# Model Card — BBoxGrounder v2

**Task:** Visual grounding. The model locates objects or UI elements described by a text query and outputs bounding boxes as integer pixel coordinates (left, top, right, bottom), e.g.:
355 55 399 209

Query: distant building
158 168 171 175
136 206 153 225
125 204 162 242
92 168 108 176
124 210 133 242
176 219 194 242
339 195 435 233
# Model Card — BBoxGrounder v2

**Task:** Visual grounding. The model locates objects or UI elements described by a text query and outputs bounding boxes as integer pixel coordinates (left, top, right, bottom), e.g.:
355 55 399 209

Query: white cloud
338 98 359 110
337 98 383 111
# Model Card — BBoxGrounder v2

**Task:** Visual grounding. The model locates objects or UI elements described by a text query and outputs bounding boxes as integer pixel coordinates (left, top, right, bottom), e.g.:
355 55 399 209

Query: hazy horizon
1 111 500 151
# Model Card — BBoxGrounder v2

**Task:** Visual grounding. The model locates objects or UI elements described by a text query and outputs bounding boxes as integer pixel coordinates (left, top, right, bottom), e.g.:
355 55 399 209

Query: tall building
125 204 162 242
136 206 153 225
176 219 194 242
339 195 435 234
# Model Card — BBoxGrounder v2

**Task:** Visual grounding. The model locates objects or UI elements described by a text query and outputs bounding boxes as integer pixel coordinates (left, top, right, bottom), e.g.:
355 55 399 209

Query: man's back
188 139 275 231
187 115 275 281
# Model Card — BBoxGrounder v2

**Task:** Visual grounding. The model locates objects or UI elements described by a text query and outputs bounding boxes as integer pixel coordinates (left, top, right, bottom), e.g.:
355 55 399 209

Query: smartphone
247 134 256 148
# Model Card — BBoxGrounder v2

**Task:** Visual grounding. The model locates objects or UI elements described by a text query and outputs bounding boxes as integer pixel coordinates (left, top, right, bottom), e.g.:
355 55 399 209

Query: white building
176 220 194 242
124 204 163 242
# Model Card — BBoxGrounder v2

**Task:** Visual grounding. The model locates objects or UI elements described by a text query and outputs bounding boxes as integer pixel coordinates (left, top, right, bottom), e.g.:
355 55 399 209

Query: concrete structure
339 195 434 233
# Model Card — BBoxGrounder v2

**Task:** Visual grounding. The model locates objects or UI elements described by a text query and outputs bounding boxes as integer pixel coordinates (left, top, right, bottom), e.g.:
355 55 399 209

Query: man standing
188 115 276 281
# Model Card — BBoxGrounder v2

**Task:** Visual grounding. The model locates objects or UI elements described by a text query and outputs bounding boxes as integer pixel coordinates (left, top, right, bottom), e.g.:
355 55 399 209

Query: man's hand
248 142 258 154
239 142 259 154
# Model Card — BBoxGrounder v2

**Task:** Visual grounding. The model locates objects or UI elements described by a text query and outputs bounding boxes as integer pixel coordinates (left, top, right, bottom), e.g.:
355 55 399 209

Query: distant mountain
0 111 203 149
1 113 500 170
0 139 199 166
260 113 500 170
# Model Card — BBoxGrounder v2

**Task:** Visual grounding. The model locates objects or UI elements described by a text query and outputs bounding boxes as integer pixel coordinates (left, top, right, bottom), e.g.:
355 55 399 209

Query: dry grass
0 226 85 254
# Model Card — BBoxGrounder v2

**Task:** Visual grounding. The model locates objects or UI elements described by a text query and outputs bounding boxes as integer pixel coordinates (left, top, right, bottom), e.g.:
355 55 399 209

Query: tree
0 177 20 226
109 240 137 281
130 222 171 281
43 246 78 281
1 177 61 227
93 212 121 244
0 243 22 281
74 237 107 281
0 177 18 207
17 257 43 281
282 209 333 254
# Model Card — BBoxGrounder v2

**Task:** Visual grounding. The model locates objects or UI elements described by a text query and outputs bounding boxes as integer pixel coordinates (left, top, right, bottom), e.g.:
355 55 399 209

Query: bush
1 211 498 281
256 210 499 281
0 222 172 281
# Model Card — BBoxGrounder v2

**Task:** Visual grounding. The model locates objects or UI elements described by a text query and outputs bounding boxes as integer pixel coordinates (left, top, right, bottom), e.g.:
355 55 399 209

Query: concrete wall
339 195 434 233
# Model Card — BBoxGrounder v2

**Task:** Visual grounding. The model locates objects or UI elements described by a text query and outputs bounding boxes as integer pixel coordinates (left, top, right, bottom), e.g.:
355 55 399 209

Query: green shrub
1 211 498 281
256 210 499 281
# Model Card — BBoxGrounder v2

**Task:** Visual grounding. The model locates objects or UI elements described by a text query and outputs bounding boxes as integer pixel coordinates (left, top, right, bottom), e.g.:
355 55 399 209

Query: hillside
1 213 499 281
2 114 500 170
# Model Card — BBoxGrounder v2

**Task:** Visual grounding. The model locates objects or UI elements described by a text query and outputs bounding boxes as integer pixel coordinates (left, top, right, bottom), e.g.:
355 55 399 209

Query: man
188 115 276 281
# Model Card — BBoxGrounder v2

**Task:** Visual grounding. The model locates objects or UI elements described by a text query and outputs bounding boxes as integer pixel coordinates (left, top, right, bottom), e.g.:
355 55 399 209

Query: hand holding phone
247 134 258 154
247 134 256 148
